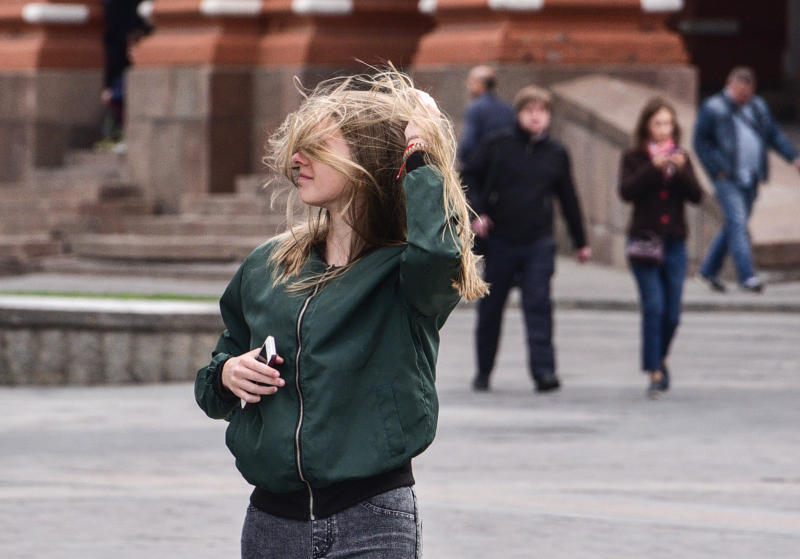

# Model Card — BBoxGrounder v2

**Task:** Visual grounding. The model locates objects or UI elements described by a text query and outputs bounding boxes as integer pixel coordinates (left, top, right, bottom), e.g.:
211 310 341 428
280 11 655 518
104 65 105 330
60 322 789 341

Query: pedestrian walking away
462 85 591 393
694 66 800 293
619 98 703 398
194 68 487 559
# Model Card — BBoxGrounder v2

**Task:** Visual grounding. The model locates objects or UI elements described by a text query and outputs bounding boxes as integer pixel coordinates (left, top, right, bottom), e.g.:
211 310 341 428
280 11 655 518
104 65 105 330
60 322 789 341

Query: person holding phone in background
195 69 487 558
619 98 703 398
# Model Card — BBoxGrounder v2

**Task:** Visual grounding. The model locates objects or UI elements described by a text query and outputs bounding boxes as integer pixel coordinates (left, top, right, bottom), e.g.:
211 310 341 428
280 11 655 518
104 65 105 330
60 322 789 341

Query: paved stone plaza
1 304 799 558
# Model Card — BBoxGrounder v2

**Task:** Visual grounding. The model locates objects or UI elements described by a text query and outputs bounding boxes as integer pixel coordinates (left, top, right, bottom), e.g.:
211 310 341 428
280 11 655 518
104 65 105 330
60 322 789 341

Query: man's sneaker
699 272 726 292
472 374 490 392
534 373 561 393
742 276 764 293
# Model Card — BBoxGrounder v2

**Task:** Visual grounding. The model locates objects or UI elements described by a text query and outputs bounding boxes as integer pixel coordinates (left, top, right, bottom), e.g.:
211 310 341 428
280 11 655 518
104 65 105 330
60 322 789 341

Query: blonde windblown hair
265 67 488 301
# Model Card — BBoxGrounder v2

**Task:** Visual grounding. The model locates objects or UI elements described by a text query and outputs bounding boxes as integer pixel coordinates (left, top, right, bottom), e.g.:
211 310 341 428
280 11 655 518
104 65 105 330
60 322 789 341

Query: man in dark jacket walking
463 85 591 392
694 66 800 293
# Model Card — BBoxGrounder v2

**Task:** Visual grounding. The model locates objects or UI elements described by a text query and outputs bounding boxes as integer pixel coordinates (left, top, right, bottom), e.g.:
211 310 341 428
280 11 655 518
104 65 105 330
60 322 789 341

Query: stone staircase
40 173 289 278
0 150 290 277
0 150 136 274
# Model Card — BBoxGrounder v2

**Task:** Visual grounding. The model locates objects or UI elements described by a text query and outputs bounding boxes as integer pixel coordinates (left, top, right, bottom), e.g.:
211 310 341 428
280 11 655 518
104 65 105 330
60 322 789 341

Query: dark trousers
630 237 687 372
476 235 556 382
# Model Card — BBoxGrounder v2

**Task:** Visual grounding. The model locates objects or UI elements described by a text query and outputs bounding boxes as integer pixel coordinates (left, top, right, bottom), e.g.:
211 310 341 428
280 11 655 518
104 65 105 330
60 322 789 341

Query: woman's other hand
405 89 440 145
471 214 493 238
222 348 285 404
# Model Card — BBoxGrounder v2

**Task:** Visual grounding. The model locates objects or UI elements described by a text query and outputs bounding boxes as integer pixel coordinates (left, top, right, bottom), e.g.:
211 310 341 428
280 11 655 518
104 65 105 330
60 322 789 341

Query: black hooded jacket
462 124 587 248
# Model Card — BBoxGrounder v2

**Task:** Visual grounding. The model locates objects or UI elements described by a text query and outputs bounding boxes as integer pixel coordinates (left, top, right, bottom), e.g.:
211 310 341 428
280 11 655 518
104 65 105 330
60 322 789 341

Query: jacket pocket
373 384 407 458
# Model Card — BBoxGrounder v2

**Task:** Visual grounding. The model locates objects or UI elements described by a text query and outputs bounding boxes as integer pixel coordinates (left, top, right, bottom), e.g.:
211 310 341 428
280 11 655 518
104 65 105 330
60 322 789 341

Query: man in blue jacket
694 66 800 293
457 65 516 166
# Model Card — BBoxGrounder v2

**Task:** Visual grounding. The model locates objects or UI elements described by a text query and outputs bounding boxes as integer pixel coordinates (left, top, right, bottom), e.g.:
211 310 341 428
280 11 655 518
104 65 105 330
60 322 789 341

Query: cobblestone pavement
1 306 799 558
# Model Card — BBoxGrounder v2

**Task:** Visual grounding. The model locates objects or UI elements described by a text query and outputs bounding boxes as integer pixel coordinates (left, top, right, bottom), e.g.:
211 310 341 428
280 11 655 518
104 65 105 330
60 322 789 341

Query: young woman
195 69 486 558
619 98 703 398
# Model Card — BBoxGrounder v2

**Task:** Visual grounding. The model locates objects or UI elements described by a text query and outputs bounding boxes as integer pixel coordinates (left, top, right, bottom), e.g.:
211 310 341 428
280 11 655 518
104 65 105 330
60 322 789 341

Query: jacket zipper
294 278 324 520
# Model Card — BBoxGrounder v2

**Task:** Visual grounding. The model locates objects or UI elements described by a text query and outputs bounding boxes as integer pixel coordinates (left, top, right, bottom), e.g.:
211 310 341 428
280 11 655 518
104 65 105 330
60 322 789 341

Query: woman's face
648 108 674 144
291 128 352 213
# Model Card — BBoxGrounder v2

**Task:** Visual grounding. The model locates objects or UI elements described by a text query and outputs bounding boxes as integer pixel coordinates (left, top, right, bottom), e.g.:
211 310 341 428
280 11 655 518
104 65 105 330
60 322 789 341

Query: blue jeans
630 238 687 372
477 235 556 381
241 487 420 558
699 178 758 283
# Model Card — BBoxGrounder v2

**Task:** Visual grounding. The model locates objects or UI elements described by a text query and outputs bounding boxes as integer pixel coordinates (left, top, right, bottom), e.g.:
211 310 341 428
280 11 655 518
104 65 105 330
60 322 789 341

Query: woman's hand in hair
222 348 285 404
471 214 493 238
405 89 440 146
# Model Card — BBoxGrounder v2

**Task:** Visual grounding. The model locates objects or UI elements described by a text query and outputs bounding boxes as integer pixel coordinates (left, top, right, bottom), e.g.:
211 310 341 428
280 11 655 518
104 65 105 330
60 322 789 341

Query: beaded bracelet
395 142 427 180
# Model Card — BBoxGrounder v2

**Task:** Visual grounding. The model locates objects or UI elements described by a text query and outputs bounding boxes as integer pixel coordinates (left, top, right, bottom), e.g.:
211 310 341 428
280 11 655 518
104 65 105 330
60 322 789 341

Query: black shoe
659 363 670 392
472 375 490 392
534 374 561 393
741 277 764 293
699 273 726 292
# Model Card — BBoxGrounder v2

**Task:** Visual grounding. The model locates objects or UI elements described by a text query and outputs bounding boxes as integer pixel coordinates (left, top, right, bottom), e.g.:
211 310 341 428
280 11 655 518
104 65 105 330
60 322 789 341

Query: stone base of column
414 2 688 66
125 66 253 213
0 70 104 183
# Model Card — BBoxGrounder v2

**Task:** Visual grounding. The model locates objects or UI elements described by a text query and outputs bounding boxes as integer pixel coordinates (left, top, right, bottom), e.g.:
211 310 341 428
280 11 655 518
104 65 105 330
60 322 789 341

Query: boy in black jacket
463 85 591 392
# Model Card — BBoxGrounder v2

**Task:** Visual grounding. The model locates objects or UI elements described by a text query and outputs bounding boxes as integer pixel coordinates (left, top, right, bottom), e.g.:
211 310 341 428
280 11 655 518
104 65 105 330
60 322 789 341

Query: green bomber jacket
195 165 462 499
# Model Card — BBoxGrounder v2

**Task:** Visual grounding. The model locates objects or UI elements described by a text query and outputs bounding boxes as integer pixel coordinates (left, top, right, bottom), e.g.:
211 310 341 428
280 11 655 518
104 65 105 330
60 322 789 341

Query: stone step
753 240 800 269
235 174 270 195
68 234 269 262
24 150 124 189
180 193 277 216
38 256 240 280
93 215 286 236
0 181 150 235
0 196 95 235
0 181 100 201
0 234 64 274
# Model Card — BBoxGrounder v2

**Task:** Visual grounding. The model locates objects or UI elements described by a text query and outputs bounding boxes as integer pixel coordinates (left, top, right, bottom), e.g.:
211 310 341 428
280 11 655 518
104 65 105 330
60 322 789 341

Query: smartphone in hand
256 335 277 366
242 336 277 409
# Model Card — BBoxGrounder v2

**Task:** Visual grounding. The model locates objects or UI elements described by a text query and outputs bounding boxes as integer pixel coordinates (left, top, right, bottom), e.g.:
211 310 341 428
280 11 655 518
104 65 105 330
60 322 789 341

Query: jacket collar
514 122 548 144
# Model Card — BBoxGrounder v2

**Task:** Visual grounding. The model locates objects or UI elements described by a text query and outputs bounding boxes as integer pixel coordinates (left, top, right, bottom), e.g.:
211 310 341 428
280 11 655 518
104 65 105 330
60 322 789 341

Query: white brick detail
21 3 89 24
137 0 154 22
489 0 544 10
292 0 353 15
641 0 683 12
200 0 261 17
419 0 437 14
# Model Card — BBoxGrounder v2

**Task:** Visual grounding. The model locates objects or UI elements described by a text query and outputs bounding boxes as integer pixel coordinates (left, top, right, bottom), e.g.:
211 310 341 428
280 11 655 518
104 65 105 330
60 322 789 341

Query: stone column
0 0 105 183
126 0 261 212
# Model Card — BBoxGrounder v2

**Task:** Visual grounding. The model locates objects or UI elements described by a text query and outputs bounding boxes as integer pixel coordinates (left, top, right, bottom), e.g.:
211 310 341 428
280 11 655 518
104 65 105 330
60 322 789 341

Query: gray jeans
241 487 421 559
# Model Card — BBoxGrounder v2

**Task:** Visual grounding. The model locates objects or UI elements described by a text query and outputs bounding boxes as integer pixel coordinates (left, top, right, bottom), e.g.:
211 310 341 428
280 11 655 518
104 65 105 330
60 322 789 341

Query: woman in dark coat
619 98 703 398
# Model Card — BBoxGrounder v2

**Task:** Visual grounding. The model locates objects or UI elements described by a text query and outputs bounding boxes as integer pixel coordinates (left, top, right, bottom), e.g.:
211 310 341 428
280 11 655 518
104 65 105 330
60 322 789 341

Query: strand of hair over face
264 66 488 301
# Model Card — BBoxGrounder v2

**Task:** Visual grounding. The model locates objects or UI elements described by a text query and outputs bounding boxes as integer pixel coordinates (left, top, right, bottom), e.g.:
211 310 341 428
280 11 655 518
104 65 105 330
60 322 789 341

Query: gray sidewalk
1 305 799 558
1 257 799 312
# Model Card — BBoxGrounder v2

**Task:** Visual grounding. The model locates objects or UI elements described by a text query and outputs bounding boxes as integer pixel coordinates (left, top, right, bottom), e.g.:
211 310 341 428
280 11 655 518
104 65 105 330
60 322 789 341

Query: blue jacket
693 91 798 183
457 92 516 164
